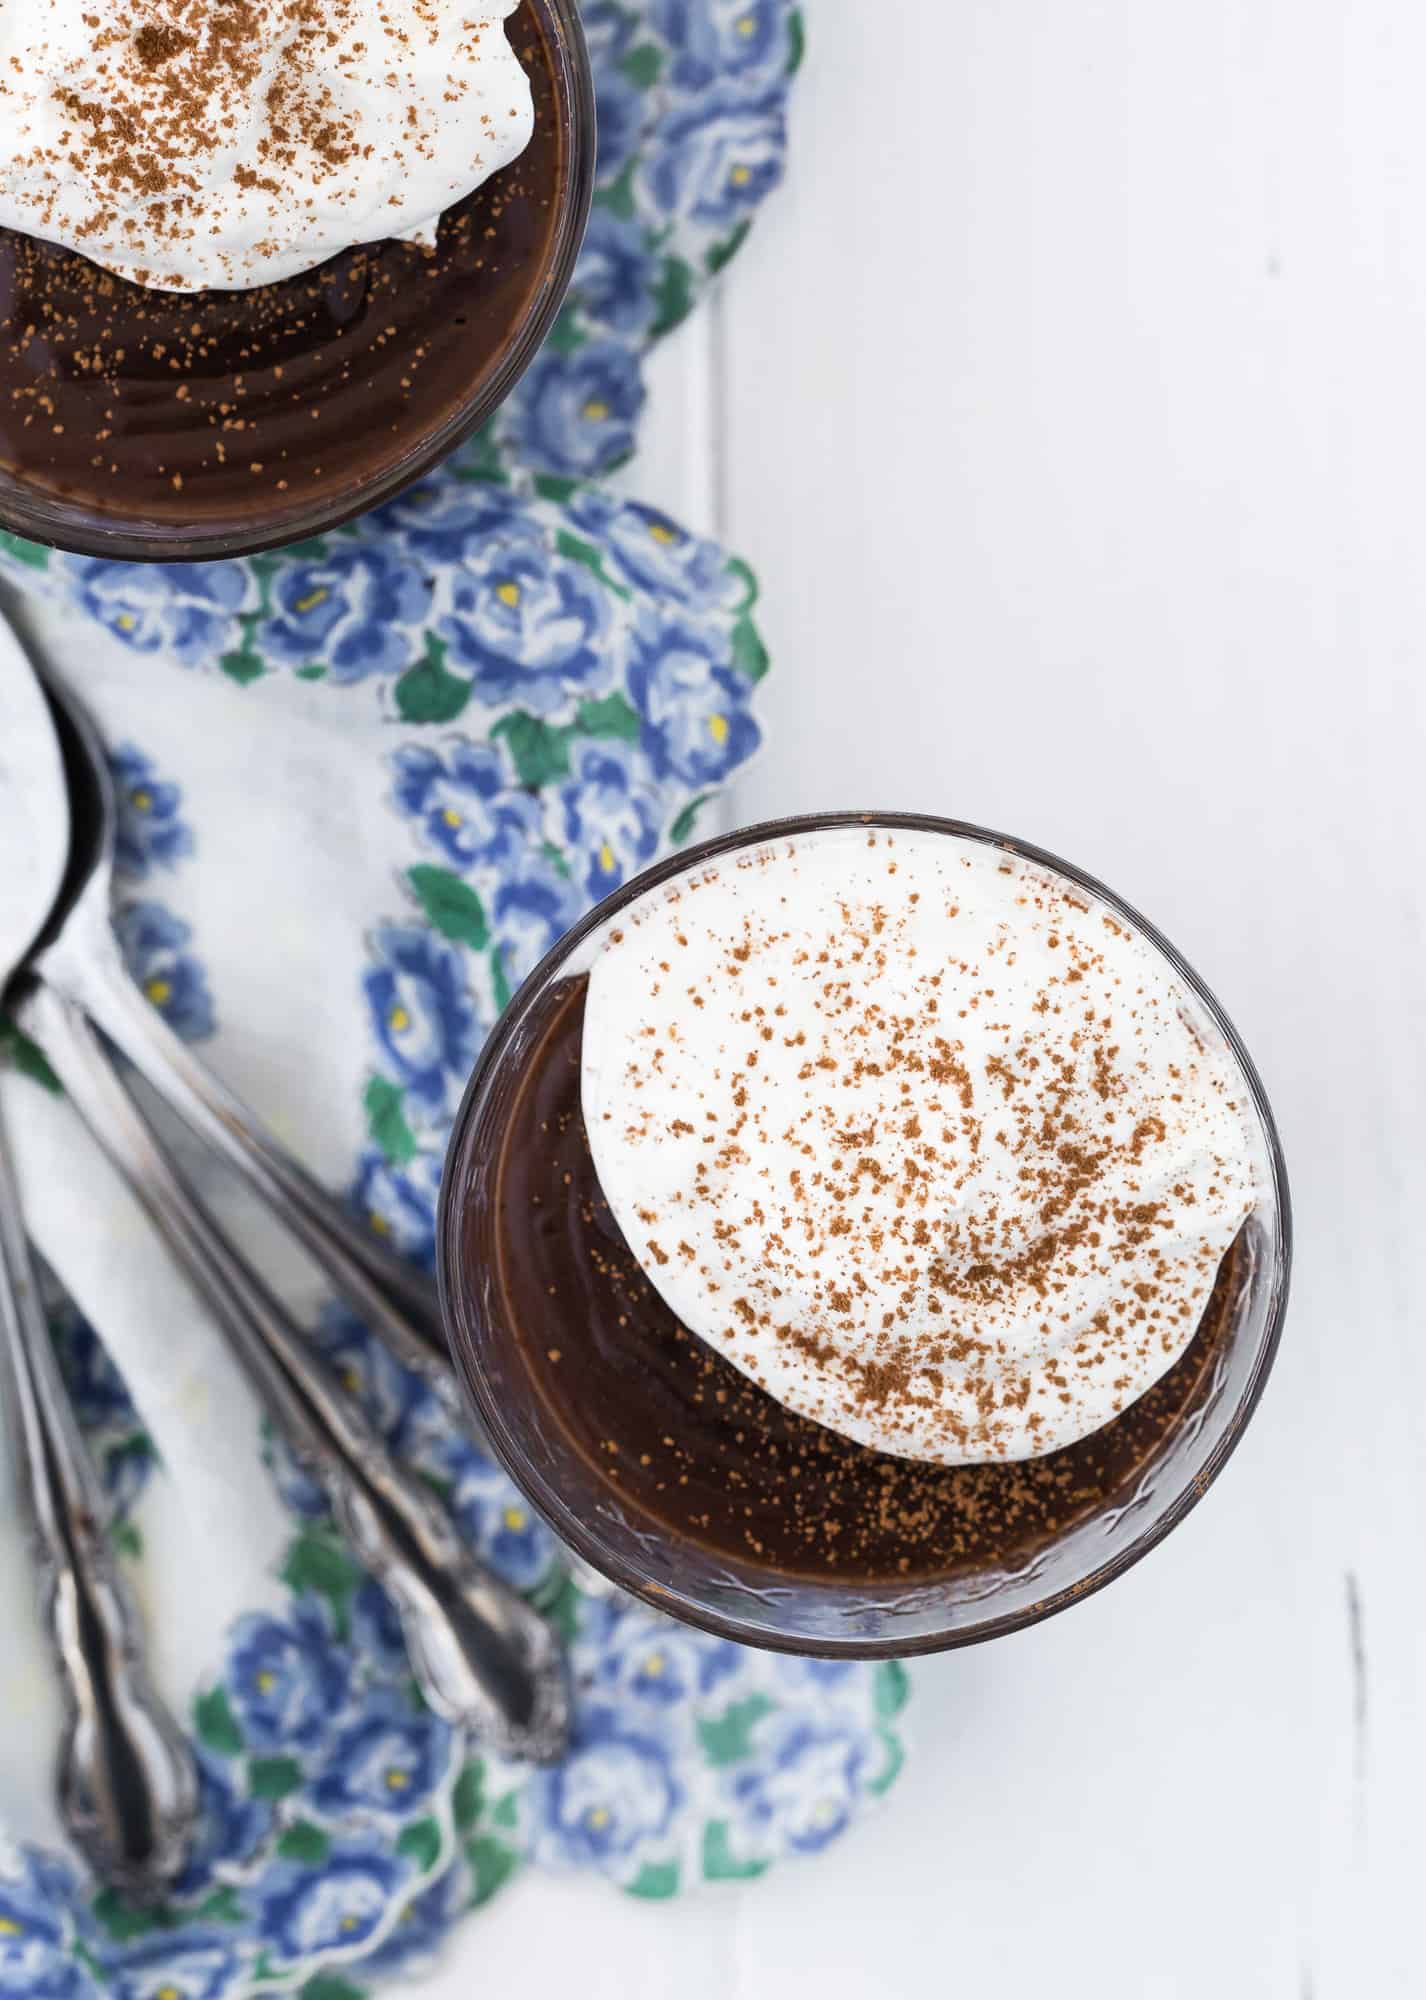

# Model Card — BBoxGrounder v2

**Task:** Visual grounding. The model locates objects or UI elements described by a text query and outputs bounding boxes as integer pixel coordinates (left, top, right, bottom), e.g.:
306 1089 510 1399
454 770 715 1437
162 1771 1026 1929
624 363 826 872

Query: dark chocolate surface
0 2 561 530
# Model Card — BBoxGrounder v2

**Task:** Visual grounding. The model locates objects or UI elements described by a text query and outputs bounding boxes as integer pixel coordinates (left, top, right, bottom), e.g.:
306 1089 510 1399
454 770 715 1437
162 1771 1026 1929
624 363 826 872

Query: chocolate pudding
0 1 574 550
483 977 1249 1586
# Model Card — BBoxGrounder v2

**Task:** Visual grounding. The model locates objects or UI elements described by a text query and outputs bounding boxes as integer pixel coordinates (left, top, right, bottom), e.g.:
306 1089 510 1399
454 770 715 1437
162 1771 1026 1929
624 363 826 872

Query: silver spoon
0 629 196 1895
27 666 455 1403
14 982 569 1761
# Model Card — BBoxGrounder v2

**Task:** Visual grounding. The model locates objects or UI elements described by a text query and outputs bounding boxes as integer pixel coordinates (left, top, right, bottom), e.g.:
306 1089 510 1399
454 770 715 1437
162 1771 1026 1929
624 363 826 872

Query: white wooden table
442 1 1426 1990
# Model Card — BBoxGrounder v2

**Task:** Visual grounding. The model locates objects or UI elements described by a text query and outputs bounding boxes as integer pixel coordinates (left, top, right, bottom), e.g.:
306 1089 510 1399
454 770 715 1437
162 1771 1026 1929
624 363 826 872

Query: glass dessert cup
0 0 594 564
438 812 1293 1658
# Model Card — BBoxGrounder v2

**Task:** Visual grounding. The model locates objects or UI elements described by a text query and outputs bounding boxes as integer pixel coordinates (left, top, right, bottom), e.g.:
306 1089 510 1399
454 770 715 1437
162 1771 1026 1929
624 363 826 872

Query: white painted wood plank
710 3 1426 1995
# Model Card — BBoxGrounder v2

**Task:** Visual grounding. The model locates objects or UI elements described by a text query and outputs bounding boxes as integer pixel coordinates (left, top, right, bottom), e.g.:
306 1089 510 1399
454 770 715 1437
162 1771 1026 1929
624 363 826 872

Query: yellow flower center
496 581 521 608
131 788 153 812
155 1986 180 2000
294 587 329 615
586 1806 611 1830
341 1916 361 1933
388 1006 410 1032
341 1366 362 1394
370 1212 390 1235
643 1653 666 1677
502 1505 527 1531
707 714 730 746
385 1768 411 1791
598 842 616 875
648 521 678 546
0 1919 22 1937
582 399 611 423
145 977 173 1006
256 1670 276 1694
116 613 137 632
730 164 752 187
442 808 463 828
737 12 756 32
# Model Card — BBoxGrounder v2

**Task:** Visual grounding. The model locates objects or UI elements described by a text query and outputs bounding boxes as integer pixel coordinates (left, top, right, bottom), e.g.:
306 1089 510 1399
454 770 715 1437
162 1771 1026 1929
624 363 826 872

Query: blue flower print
261 1425 330 1523
391 741 542 871
96 1433 156 1523
225 1606 350 1754
312 1696 453 1820
310 1303 428 1453
645 85 787 230
115 901 216 1043
349 1148 444 1269
108 1935 241 2000
588 1609 742 1712
172 1753 276 1900
567 490 740 609
491 854 582 989
569 210 657 337
49 1305 137 1433
363 926 482 1114
259 546 430 683
426 1435 559 1593
59 558 249 669
730 1718 872 1856
528 1706 682 1871
440 532 618 716
627 613 762 786
348 1578 409 1677
509 340 646 482
350 1865 469 1981
0 1849 93 2000
257 1842 404 1962
652 0 790 91
580 3 644 180
368 481 540 567
559 738 661 900
109 745 193 878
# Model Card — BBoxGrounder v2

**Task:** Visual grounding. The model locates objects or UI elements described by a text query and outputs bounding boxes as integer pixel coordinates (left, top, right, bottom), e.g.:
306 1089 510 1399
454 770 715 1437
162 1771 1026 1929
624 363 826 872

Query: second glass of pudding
439 814 1291 1657
0 0 593 561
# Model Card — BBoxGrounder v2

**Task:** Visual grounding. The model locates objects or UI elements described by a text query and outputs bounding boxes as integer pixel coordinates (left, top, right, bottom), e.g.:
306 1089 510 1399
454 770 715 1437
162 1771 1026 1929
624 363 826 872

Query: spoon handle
15 982 568 1763
0 1087 196 1896
40 930 455 1399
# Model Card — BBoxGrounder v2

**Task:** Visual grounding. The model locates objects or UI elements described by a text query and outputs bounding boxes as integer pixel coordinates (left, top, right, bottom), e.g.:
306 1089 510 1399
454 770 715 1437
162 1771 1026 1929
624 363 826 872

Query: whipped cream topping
0 0 533 291
581 826 1263 1467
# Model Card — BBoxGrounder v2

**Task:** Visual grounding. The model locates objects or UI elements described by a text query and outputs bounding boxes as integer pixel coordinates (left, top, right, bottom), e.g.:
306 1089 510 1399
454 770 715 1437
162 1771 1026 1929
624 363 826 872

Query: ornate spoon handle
15 982 569 1764
0 1085 196 1895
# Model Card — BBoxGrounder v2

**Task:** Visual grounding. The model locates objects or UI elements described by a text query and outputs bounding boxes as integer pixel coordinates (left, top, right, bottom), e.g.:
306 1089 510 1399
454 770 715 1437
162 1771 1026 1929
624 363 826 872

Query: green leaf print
0 530 49 570
787 8 807 74
452 1759 485 1833
276 1820 331 1865
650 256 697 340
396 1817 443 1873
702 1820 770 1882
407 866 490 950
195 1885 247 1925
466 1833 521 1908
621 41 663 87
707 220 753 275
874 1658 910 1720
492 710 574 787
555 529 632 600
363 1075 418 1165
576 692 642 741
0 1020 60 1094
300 1977 368 2000
670 794 712 846
731 613 770 683
697 1694 775 1767
280 1527 363 1641
395 635 471 725
593 157 639 223
90 1888 173 1941
247 1755 304 1801
627 1860 680 1900
193 1686 244 1757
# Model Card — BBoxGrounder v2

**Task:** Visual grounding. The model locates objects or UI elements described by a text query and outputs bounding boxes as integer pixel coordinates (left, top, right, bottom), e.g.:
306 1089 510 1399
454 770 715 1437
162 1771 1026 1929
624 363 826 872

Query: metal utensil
0 624 196 1895
27 666 454 1402
15 981 569 1761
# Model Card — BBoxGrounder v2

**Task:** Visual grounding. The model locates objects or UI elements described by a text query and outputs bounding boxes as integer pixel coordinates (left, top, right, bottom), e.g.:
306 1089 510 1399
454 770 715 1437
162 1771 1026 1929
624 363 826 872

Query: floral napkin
0 5 911 1997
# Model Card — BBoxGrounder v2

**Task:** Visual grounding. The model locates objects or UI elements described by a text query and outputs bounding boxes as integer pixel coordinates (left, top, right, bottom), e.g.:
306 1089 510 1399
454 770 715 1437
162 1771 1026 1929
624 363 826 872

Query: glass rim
0 0 596 565
438 810 1295 1657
